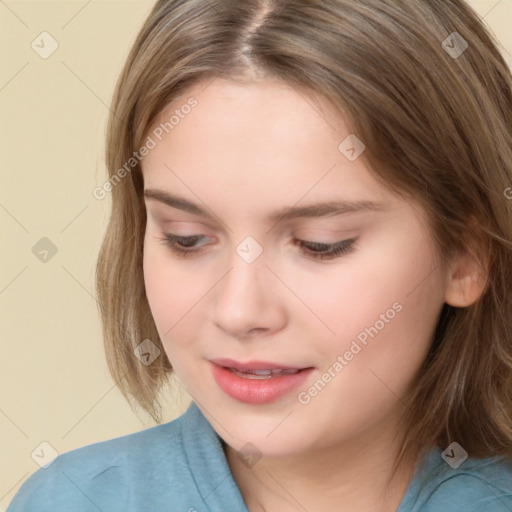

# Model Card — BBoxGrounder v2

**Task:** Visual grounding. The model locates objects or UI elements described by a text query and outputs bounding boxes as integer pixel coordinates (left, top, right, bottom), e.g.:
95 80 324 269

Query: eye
158 233 209 257
294 238 356 260
158 233 357 261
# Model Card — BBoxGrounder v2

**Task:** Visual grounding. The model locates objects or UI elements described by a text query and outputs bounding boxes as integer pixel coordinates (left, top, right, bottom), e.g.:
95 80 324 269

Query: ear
444 229 490 308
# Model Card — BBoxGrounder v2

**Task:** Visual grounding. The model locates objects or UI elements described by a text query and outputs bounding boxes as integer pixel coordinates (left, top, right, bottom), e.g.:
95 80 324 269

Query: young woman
8 0 512 510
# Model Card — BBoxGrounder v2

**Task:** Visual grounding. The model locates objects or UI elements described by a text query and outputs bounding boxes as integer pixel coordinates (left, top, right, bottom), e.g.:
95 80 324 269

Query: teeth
229 368 301 379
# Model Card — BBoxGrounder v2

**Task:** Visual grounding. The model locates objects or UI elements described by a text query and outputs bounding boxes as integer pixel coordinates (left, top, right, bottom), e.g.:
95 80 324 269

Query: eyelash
157 233 356 261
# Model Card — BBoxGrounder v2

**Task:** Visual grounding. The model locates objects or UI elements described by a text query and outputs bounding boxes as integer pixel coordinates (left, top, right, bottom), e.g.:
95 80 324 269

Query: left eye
158 233 356 261
294 238 356 260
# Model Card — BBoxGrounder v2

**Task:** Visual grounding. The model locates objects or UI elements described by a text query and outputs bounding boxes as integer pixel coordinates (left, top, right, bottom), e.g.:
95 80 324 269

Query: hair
96 0 512 480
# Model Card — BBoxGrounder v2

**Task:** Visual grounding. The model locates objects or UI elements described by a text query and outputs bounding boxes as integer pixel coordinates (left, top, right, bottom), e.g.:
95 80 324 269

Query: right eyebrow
144 189 207 217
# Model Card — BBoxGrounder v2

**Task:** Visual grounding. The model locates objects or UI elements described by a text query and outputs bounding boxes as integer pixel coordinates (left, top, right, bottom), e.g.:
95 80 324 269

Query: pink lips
209 359 314 404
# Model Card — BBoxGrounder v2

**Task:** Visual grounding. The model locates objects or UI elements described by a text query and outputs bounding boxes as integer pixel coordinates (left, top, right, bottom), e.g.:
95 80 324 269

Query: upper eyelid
144 198 229 231
146 210 219 231
147 207 366 237
166 233 351 247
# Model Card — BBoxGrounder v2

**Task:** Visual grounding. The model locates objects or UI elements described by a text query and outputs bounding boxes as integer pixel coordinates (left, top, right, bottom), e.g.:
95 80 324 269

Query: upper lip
210 358 309 371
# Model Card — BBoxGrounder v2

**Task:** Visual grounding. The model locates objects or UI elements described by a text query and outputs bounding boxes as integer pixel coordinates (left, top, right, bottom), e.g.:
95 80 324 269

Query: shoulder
6 409 188 512
403 447 512 512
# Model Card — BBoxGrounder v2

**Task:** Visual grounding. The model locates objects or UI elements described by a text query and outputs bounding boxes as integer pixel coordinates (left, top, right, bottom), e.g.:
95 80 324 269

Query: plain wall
1 0 511 508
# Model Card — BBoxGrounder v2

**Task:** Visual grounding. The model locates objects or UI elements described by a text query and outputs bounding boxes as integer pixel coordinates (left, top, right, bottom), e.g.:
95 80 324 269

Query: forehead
141 78 395 214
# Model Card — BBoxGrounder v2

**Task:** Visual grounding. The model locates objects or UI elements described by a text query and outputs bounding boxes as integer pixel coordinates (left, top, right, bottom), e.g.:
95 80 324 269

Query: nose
211 251 288 339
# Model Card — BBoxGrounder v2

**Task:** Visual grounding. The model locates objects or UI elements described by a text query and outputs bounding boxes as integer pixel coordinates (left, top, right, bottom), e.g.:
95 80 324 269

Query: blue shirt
7 401 512 511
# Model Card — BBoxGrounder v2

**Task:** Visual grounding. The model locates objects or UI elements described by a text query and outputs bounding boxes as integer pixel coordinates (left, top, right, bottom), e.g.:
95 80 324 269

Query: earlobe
444 250 489 307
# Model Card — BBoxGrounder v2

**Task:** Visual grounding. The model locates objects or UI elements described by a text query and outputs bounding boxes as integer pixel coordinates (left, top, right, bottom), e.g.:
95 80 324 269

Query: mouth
209 358 315 404
226 367 304 379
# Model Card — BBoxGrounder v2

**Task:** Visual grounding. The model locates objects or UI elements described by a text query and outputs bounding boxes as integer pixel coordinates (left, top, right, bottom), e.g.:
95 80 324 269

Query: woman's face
142 77 448 457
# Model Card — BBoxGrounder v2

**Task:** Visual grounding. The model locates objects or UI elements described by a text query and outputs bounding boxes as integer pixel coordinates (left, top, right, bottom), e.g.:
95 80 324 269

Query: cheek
293 227 444 375
143 248 197 378
142 238 197 337
142 235 221 364
290 251 443 437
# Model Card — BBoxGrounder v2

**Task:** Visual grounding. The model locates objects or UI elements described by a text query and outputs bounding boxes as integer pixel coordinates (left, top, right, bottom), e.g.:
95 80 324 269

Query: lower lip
210 362 314 404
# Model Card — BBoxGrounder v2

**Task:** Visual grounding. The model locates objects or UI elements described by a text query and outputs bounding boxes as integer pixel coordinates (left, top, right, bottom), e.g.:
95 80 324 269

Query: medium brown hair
96 0 512 474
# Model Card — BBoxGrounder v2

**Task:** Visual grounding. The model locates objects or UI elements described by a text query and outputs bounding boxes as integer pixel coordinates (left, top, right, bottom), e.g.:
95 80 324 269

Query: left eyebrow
266 199 388 223
143 188 388 222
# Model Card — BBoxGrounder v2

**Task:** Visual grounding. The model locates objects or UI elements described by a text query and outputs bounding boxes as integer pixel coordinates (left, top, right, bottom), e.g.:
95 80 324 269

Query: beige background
1 0 510 508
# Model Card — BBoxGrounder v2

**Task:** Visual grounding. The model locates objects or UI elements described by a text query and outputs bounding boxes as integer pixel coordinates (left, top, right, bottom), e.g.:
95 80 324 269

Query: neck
223 407 419 512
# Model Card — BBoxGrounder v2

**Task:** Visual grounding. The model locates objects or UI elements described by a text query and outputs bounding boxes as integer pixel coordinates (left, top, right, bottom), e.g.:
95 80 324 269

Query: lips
210 361 315 404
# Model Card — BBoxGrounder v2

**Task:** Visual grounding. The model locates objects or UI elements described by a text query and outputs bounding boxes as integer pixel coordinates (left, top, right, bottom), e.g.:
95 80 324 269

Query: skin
141 77 486 512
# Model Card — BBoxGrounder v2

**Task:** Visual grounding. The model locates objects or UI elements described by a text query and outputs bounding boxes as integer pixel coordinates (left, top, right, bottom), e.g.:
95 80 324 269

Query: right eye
158 233 208 258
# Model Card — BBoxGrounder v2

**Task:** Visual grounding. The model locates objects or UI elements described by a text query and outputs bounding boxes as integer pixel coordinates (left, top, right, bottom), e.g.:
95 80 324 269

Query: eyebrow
143 189 388 223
